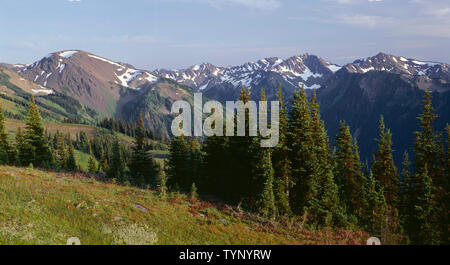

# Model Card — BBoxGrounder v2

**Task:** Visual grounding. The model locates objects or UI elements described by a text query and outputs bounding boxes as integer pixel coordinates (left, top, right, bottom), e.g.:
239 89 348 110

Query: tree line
97 117 158 140
166 87 449 245
0 96 160 188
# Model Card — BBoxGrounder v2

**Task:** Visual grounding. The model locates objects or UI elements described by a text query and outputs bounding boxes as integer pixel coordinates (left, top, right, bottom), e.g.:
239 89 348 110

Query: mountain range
1 50 449 162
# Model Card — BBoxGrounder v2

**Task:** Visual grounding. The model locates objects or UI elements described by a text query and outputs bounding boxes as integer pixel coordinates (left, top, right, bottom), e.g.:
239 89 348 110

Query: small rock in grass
76 201 86 209
132 204 148 213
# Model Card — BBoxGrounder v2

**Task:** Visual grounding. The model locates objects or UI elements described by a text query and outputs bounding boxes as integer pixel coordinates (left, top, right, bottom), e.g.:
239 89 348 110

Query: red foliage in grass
167 197 182 204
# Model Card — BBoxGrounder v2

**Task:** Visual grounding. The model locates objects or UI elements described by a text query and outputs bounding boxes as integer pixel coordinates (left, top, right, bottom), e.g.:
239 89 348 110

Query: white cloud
222 0 281 9
174 0 281 10
425 7 450 17
68 0 81 2
337 14 392 27
325 0 382 4
289 14 393 29
91 34 165 44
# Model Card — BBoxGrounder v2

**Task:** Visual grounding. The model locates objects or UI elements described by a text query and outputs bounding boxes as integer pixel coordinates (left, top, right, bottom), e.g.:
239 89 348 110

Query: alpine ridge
155 54 341 101
3 50 450 158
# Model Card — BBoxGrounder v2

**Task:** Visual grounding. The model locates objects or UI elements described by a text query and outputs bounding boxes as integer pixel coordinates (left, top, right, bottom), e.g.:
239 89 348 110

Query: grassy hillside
74 150 98 172
4 119 168 149
0 166 369 245
0 66 99 124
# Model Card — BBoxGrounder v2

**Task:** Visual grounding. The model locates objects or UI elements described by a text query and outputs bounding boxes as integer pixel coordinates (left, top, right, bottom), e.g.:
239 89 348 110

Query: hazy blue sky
0 0 449 70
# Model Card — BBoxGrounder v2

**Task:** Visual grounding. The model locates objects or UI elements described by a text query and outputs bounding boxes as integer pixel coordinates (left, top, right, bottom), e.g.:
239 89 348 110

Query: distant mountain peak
154 53 339 94
343 52 449 81
17 51 160 115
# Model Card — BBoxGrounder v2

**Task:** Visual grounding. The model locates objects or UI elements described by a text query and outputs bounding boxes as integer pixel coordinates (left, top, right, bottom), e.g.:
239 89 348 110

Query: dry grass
5 119 98 139
0 166 370 245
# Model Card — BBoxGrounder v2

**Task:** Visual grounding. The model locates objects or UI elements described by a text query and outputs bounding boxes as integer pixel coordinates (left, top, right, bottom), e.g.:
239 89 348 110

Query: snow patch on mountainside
32 86 54 95
58 51 79 58
88 54 125 69
327 64 342 73
299 67 323 81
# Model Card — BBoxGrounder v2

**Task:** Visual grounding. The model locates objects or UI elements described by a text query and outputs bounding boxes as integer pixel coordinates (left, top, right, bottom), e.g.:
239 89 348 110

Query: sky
0 0 449 70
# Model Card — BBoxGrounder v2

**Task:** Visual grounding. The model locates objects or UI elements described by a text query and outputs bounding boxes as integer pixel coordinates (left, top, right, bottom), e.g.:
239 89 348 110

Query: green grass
74 150 98 172
0 166 370 245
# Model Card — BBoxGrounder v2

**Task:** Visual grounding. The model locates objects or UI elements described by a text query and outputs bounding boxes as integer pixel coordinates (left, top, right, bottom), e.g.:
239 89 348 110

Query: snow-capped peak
155 53 336 91
345 52 448 79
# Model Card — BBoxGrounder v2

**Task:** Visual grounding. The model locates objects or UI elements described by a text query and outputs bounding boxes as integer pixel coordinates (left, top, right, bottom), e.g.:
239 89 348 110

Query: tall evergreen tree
306 91 345 225
15 127 32 166
412 91 445 244
56 132 68 169
98 148 108 174
0 108 10 165
414 91 444 178
446 124 450 179
129 114 158 186
371 116 399 207
167 135 190 192
272 86 292 216
107 139 126 181
399 152 412 229
334 121 365 222
187 137 203 189
202 133 229 199
371 116 401 242
226 87 256 204
362 171 388 238
254 90 276 218
158 169 168 198
23 96 52 167
352 137 366 222
286 85 315 215
66 133 77 172
412 166 440 244
444 124 450 244
88 142 97 174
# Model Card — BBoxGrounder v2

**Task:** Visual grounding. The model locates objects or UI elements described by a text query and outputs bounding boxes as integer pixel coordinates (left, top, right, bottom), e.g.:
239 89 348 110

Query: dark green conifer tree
98 148 108 174
107 140 126 181
15 127 31 166
362 171 388 238
445 124 450 244
190 183 198 201
66 134 78 172
158 169 168 199
254 90 276 218
88 142 97 174
272 86 292 216
372 116 399 207
399 152 412 230
129 114 158 186
202 133 229 199
412 91 445 244
306 91 345 225
286 85 315 215
412 166 439 244
56 132 68 169
446 124 450 179
23 96 52 167
0 108 10 165
167 135 190 192
226 87 256 204
187 137 203 189
334 121 364 222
